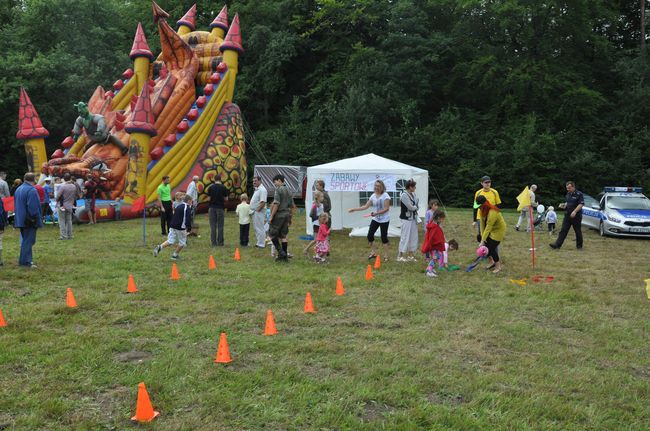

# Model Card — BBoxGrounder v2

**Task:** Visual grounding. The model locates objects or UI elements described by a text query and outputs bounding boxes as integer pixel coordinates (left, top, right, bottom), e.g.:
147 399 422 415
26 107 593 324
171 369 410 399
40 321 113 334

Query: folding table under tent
305 153 429 236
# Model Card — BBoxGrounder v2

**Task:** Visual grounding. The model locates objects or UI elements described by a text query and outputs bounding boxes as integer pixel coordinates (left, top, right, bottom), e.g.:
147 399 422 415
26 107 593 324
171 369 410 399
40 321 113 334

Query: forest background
0 0 648 206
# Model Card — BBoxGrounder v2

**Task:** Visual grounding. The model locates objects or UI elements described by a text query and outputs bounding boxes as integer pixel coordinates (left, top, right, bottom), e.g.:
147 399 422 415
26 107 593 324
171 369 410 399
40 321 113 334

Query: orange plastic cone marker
336 277 345 296
0 309 7 327
214 332 232 363
304 292 315 313
170 263 180 281
127 274 138 293
234 248 241 261
264 309 278 336
209 255 216 270
365 265 374 281
131 382 160 423
374 255 381 269
66 288 78 308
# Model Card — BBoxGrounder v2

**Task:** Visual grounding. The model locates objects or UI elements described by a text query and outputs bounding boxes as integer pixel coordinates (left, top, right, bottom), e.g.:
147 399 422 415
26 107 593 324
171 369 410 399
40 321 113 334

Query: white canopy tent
305 154 429 235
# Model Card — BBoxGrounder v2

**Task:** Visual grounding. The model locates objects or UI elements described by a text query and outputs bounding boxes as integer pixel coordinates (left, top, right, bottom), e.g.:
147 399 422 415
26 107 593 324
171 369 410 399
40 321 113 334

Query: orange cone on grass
304 292 315 313
66 288 78 308
208 255 217 270
0 309 7 327
336 277 345 296
374 255 381 269
365 265 374 281
131 382 159 423
234 248 241 261
214 332 232 363
170 262 179 280
264 309 278 336
127 274 138 293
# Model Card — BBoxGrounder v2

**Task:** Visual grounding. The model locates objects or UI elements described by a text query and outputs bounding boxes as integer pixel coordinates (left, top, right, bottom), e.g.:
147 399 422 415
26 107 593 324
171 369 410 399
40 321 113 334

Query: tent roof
307 153 427 175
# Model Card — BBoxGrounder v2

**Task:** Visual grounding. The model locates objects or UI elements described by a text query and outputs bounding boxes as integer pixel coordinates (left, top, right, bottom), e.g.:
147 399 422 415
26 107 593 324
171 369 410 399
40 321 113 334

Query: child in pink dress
313 213 330 263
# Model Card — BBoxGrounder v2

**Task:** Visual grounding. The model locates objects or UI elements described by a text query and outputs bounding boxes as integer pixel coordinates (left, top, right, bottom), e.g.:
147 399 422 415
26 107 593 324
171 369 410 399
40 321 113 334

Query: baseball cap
480 176 491 183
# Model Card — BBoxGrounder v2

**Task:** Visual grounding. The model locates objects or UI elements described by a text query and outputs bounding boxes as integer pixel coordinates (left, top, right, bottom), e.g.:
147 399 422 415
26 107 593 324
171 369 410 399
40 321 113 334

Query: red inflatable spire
219 13 244 54
210 5 229 31
125 84 157 137
152 1 170 22
16 88 49 140
130 22 154 61
177 4 197 31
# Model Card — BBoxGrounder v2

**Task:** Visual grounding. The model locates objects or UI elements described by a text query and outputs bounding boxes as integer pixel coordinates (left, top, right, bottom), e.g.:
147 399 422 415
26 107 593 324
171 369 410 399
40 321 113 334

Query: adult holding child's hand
348 180 391 260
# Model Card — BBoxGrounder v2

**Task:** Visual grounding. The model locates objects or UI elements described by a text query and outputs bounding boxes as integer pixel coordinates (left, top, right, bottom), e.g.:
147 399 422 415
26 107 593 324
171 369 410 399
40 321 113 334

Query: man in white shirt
0 172 9 199
249 176 267 248
186 176 199 216
515 184 538 232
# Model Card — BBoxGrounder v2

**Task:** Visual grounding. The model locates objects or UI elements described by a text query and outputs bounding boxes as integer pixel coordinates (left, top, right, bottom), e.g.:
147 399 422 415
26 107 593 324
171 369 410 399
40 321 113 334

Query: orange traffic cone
214 332 232 363
365 265 374 281
264 309 278 336
374 255 381 269
66 288 78 308
234 248 241 261
0 309 7 327
304 292 316 313
208 255 216 270
127 274 138 293
170 263 179 281
336 277 345 296
131 382 160 423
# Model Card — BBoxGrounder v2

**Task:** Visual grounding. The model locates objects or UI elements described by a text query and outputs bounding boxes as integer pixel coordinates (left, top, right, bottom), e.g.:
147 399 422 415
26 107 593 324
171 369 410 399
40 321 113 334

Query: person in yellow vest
476 195 507 273
472 175 502 242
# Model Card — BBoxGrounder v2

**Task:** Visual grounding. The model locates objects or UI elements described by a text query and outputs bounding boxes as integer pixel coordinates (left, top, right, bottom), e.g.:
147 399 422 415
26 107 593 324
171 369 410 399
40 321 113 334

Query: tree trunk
642 0 647 53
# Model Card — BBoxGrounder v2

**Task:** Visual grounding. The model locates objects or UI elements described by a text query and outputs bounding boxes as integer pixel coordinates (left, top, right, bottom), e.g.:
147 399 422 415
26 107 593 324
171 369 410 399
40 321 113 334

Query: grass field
0 208 648 430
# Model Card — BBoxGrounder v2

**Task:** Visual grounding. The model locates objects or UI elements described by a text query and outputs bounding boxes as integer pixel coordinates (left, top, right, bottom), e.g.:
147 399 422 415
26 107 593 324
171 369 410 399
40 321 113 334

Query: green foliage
0 0 648 205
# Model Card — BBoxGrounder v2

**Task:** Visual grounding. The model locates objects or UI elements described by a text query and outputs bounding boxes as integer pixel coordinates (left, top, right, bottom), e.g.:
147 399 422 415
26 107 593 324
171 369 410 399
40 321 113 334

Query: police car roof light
603 186 643 193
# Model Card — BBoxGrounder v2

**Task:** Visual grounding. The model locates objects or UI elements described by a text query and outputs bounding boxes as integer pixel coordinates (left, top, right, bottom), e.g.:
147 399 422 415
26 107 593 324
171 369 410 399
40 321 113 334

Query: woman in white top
348 180 391 260
397 179 419 262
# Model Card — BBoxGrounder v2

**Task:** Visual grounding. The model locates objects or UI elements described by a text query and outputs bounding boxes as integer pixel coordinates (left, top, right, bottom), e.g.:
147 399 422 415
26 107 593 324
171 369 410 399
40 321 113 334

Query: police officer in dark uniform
550 181 584 250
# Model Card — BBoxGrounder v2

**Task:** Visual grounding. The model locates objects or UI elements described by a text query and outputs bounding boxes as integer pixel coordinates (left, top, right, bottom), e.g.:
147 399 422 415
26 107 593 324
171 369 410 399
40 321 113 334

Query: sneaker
153 244 162 257
397 256 408 262
549 243 559 249
407 256 417 262
515 226 520 231
287 253 294 258
426 270 437 278
171 254 179 260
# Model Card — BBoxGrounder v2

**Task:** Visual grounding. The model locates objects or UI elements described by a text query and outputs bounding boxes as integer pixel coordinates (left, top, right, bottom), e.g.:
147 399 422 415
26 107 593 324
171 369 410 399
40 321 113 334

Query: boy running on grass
153 194 193 260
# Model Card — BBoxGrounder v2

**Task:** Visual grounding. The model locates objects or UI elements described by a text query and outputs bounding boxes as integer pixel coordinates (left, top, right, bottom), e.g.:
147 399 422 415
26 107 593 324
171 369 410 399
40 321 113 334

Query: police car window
608 196 650 210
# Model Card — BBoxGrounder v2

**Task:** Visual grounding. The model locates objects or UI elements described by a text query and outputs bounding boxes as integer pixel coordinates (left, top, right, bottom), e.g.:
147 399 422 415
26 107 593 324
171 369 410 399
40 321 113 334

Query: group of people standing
155 173 298 262
1 171 111 268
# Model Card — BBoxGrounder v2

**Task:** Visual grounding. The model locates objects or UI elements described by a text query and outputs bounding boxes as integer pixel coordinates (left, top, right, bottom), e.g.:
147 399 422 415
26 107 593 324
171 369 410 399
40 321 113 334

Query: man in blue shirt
550 181 584 250
13 173 43 267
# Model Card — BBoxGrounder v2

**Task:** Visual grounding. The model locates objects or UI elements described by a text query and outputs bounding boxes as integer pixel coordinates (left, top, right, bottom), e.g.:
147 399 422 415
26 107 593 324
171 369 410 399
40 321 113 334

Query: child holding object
546 206 557 235
303 191 325 255
313 213 331 263
423 199 439 258
421 210 448 277
153 194 193 260
475 195 507 273
235 194 251 246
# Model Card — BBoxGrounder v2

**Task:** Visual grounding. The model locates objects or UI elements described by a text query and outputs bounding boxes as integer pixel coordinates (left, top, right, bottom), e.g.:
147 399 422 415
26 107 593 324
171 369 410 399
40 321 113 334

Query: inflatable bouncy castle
16 2 246 221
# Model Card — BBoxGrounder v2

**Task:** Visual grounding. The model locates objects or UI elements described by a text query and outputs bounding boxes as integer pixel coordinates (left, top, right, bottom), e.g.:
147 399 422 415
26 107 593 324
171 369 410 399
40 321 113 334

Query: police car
582 187 650 237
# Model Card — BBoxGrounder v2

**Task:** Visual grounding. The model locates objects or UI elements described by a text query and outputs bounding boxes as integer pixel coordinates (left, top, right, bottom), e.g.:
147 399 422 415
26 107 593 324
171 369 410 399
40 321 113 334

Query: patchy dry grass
0 209 648 430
